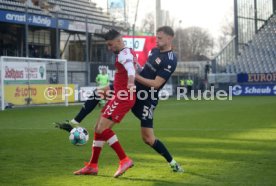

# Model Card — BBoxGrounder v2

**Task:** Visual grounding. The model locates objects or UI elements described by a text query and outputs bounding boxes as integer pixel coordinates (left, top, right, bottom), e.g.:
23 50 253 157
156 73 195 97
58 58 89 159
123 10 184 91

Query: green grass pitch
0 96 276 186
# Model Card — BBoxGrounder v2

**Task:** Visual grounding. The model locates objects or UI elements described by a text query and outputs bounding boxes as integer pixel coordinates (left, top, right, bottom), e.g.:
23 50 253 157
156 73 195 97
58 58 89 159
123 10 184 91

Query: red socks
102 129 127 160
89 129 127 165
89 132 104 165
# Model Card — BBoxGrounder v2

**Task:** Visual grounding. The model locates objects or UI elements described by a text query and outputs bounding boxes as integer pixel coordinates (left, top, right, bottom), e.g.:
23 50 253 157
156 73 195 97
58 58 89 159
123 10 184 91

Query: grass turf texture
0 96 276 186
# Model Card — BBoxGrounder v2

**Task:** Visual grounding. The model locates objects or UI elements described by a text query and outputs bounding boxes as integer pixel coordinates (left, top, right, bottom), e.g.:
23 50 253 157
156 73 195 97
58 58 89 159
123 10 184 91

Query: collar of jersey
159 49 173 54
115 47 127 55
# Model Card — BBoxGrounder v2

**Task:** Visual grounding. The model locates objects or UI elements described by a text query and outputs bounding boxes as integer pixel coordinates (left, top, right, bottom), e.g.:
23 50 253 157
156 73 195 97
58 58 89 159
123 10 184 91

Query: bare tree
161 10 176 28
138 12 176 35
174 27 214 61
139 13 155 35
218 16 235 50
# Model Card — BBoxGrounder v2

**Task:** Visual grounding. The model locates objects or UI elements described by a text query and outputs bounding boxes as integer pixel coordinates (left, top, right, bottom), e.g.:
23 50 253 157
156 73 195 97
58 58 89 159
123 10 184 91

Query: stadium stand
226 14 276 74
0 0 113 25
0 0 128 86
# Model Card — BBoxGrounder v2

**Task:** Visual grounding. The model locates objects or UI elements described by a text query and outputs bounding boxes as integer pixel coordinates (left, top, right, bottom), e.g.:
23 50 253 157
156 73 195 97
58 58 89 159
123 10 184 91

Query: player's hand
134 62 143 73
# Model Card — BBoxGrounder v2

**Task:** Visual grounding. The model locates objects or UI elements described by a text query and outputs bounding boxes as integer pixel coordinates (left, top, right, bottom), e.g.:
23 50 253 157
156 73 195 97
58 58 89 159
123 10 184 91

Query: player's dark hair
157 26 174 37
94 29 121 41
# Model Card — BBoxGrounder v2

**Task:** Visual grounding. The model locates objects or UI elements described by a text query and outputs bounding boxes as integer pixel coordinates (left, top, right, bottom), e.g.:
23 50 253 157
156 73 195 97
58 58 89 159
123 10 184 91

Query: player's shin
89 132 105 165
151 139 173 163
102 129 127 160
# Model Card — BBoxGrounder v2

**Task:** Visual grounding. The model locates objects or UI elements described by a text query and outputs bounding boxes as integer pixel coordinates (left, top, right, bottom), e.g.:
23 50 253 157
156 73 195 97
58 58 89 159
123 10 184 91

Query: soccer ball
69 127 89 146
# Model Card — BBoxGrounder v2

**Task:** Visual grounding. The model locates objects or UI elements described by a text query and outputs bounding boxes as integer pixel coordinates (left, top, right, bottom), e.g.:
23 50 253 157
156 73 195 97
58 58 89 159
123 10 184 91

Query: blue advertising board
232 84 276 96
57 19 69 30
238 73 276 83
0 9 69 29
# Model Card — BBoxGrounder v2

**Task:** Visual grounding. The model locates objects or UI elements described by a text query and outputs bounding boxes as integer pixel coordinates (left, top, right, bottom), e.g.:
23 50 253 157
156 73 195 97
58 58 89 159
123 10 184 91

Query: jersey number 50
142 105 155 119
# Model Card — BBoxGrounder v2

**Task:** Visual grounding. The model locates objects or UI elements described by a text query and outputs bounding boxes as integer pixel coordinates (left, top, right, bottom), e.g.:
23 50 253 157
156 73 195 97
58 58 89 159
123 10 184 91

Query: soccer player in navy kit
55 26 183 173
132 26 183 172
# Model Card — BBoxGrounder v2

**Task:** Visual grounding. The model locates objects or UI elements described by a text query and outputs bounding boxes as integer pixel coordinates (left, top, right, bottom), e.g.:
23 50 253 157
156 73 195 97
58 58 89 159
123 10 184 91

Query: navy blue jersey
136 48 177 99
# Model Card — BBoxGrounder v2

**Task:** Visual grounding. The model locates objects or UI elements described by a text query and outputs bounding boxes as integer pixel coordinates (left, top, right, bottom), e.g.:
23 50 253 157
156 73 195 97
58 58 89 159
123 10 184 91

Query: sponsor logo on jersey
155 57 161 65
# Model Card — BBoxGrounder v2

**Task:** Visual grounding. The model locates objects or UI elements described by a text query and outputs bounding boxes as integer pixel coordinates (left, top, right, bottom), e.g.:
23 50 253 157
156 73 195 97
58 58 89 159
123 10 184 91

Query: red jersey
101 48 137 123
113 48 137 92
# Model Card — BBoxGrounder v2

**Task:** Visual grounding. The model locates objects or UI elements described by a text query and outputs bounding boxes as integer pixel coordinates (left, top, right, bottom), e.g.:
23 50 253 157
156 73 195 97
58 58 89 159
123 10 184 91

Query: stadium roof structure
0 0 129 34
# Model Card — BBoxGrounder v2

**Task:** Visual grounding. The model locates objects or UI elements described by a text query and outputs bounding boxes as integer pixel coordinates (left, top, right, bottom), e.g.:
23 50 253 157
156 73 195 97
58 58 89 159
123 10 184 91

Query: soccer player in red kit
73 29 137 178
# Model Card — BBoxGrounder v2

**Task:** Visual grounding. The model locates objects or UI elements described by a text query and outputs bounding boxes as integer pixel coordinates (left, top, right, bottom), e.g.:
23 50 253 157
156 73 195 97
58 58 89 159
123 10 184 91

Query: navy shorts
131 98 157 128
109 84 157 128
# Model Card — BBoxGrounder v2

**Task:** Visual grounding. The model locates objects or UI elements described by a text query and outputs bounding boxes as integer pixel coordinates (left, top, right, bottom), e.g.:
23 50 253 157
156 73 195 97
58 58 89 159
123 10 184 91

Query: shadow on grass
97 174 187 186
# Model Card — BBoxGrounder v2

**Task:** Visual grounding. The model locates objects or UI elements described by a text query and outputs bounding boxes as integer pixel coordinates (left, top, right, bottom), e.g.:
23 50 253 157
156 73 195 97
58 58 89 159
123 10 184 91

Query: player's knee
95 123 105 133
95 123 108 134
95 126 102 133
142 136 155 146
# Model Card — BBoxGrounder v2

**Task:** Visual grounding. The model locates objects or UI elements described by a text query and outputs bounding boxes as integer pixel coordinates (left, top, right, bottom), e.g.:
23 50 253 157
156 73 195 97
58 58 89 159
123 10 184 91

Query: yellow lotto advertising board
4 84 75 105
